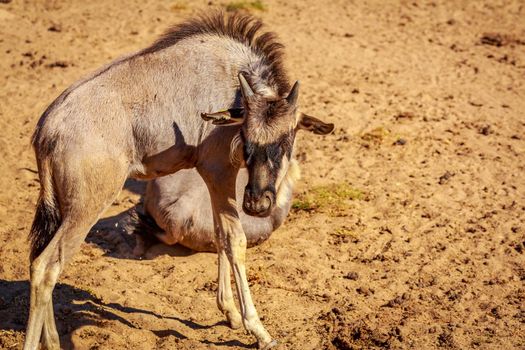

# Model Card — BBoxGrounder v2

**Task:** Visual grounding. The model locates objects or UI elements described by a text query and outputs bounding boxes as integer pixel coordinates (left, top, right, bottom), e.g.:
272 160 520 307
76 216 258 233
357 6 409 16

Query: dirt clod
479 125 492 135
393 138 407 145
45 61 69 68
48 24 62 32
438 330 456 348
438 171 455 185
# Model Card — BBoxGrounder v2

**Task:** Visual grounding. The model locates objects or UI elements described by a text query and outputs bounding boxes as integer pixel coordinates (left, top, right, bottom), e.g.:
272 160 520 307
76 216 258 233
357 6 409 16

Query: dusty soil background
1 0 524 349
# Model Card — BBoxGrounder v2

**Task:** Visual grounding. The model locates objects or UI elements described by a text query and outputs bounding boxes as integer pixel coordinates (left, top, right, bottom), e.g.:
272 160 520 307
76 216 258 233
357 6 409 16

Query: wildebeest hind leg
24 156 128 350
40 301 59 349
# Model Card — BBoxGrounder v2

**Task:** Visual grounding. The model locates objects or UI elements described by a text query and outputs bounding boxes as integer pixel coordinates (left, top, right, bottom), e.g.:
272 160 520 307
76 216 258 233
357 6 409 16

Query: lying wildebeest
26 12 333 350
136 159 300 253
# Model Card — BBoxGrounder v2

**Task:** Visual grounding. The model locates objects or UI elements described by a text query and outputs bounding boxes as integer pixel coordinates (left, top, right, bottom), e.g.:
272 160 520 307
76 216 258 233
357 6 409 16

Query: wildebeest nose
243 189 274 217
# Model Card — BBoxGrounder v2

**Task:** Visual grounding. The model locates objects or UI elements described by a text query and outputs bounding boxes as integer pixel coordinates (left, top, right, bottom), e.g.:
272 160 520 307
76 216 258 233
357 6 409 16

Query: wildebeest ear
201 108 245 126
297 113 334 135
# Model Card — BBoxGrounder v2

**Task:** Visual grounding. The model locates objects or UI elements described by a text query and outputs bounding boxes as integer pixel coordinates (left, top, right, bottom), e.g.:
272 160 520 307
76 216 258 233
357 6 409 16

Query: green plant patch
170 1 187 11
361 126 390 144
292 183 365 213
333 226 356 237
225 0 266 12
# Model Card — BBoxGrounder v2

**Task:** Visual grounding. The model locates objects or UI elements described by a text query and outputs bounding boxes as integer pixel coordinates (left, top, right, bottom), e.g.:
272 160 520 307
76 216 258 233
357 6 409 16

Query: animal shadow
2 182 255 348
86 178 194 260
0 280 254 349
0 279 187 347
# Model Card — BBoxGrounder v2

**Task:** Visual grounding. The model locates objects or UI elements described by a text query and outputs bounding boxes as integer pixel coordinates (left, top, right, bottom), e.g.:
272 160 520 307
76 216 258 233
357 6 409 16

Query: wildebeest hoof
229 318 242 330
259 339 278 349
227 312 242 329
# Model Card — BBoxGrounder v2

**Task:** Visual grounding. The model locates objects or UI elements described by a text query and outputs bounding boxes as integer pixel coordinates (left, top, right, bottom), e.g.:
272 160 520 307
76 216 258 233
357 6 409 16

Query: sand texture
0 1 524 349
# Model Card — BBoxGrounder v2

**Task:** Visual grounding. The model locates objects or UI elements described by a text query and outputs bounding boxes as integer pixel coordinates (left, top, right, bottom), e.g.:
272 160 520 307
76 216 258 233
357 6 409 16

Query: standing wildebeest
26 12 333 350
136 159 300 253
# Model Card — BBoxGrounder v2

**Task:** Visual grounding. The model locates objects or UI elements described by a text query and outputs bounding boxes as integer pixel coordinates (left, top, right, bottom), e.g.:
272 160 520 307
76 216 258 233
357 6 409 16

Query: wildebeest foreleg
216 244 242 329
208 187 276 349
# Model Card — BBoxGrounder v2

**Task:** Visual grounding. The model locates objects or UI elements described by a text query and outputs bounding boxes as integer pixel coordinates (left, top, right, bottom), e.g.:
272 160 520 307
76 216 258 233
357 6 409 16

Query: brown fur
141 11 290 96
244 97 296 145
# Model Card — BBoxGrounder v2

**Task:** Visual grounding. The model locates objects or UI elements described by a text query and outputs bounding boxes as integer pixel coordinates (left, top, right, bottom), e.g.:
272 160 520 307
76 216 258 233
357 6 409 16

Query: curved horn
286 80 300 106
238 73 255 99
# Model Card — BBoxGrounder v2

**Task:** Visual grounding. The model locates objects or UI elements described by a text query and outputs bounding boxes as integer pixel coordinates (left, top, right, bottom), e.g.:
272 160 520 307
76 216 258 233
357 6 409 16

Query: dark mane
141 12 290 96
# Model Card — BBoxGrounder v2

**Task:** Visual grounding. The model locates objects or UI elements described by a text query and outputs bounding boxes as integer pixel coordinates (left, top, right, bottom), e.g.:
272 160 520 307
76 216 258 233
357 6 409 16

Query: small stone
356 287 372 296
393 138 407 146
48 24 62 32
343 272 359 280
385 295 404 307
479 125 492 135
480 33 504 47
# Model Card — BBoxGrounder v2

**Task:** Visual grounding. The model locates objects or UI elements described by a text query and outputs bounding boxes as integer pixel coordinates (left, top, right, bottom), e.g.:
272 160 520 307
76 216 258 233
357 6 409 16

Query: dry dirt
1 0 525 349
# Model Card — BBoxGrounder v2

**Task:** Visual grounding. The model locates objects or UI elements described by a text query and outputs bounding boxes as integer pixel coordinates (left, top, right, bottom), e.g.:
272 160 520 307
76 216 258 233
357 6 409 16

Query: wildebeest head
202 73 334 217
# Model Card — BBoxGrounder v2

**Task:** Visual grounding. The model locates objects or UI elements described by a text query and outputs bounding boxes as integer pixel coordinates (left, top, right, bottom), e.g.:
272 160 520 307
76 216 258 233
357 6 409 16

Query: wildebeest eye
278 133 294 158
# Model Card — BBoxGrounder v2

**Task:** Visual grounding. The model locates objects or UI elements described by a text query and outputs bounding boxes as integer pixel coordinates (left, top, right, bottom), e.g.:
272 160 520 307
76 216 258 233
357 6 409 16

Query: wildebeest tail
29 159 61 261
130 208 165 239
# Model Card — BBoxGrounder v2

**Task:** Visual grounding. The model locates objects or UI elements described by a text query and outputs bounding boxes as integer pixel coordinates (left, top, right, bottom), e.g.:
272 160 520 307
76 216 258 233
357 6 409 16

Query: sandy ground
1 0 525 349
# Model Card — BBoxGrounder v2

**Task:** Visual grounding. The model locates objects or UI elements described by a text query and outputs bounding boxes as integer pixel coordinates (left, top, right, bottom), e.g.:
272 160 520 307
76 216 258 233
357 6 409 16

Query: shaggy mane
141 12 290 96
